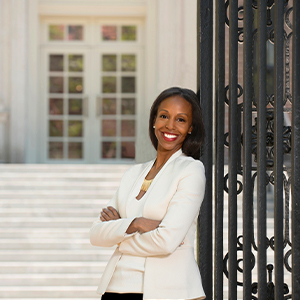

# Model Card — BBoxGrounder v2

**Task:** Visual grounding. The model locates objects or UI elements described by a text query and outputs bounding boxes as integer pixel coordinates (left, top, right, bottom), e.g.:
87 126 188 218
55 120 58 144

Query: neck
154 147 181 169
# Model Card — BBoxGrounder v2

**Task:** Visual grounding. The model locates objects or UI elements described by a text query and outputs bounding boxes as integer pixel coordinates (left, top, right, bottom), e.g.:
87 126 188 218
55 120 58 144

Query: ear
188 125 193 134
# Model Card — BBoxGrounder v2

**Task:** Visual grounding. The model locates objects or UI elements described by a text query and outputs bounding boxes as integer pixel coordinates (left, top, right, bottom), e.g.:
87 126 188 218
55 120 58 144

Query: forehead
158 96 192 112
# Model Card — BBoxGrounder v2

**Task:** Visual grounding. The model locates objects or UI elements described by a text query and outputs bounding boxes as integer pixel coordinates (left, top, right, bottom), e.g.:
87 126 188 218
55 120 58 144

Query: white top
106 163 152 293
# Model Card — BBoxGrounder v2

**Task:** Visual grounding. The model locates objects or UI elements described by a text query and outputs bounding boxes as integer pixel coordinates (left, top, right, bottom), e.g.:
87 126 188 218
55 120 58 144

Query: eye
159 114 168 119
177 117 186 123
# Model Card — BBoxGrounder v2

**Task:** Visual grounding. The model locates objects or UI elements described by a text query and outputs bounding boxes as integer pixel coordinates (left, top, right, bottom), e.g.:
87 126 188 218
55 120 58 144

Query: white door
40 19 143 163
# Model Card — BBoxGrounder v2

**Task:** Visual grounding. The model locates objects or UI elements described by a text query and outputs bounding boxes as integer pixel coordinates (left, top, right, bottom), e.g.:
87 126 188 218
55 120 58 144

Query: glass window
102 55 117 72
49 142 63 159
68 142 83 159
121 26 137 41
49 120 63 137
121 54 136 71
49 25 64 40
102 98 117 115
69 77 83 93
102 120 117 137
102 26 117 41
49 77 64 93
121 142 135 158
121 77 135 93
50 55 64 72
49 98 63 115
68 120 83 137
121 120 135 137
68 99 83 115
102 142 116 158
102 76 117 93
121 98 135 115
69 55 83 72
68 25 83 41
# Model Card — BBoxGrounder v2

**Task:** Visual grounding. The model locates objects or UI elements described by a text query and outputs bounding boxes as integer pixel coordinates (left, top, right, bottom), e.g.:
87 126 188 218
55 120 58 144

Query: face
153 96 193 154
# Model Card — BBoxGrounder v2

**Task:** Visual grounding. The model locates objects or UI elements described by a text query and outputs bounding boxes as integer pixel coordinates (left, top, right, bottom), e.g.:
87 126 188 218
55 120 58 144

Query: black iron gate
197 1 300 299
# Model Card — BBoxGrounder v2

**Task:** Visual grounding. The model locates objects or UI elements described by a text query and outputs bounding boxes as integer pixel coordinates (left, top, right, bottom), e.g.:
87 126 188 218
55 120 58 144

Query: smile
162 132 178 141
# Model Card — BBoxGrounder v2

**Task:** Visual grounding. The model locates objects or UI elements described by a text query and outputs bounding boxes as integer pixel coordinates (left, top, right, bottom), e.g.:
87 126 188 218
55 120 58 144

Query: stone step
0 208 100 218
0 190 114 199
0 199 109 208
0 173 124 179
0 164 130 172
0 239 96 250
0 274 100 286
0 181 119 190
0 217 94 228
0 249 114 261
0 228 90 239
0 262 106 274
0 286 99 298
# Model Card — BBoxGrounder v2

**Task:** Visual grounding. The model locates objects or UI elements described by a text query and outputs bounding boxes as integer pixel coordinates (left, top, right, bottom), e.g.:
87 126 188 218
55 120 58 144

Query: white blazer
90 149 206 300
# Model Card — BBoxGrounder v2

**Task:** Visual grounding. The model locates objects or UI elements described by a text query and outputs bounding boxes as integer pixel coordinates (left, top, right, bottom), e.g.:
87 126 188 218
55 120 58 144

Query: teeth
164 133 177 138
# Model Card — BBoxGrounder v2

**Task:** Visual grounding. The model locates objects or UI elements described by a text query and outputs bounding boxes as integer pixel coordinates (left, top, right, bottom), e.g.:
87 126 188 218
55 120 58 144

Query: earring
153 126 155 128
188 132 191 134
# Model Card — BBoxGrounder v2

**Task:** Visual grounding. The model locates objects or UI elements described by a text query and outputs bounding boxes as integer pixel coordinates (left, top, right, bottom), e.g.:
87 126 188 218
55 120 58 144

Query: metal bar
214 0 225 298
242 0 253 298
197 0 213 299
228 0 238 299
274 0 284 299
257 1 267 299
292 0 300 298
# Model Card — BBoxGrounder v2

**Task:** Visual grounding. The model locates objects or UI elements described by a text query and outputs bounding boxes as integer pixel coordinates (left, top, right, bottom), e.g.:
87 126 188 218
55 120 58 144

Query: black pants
101 292 143 300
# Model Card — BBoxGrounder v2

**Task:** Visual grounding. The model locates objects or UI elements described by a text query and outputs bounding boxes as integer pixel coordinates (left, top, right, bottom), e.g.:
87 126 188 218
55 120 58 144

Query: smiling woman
90 87 206 300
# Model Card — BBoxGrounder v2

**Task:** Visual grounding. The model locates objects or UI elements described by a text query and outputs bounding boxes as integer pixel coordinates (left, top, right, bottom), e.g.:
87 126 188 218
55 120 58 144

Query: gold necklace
140 159 166 192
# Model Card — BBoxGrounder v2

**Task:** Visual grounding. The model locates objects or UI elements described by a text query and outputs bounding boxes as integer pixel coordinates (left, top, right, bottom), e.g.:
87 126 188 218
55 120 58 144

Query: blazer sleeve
118 161 206 256
89 187 136 248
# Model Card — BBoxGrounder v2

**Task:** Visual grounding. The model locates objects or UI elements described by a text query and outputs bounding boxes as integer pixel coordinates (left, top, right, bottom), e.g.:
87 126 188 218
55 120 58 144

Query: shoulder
172 154 205 175
120 159 154 181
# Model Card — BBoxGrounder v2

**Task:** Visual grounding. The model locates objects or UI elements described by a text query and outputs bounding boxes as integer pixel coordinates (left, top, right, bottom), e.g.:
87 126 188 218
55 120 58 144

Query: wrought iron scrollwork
222 0 293 298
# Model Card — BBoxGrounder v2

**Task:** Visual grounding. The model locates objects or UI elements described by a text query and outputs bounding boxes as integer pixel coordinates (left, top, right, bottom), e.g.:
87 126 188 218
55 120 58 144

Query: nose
166 118 175 130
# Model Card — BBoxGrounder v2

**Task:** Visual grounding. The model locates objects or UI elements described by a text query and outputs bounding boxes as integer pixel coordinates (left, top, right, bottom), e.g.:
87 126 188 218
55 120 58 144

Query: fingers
100 206 120 222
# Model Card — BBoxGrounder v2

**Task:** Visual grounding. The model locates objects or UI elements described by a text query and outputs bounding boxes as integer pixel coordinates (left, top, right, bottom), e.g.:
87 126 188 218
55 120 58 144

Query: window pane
68 142 83 159
68 25 83 41
121 55 136 71
69 99 83 115
68 120 83 137
121 26 136 41
121 98 135 115
50 55 64 72
102 76 117 93
49 25 64 40
102 55 117 72
102 26 117 41
121 142 135 159
49 142 63 159
102 141 116 158
49 76 64 93
121 77 135 93
102 120 116 137
49 120 63 137
49 98 63 115
69 55 83 72
102 98 116 115
69 77 83 93
121 120 135 136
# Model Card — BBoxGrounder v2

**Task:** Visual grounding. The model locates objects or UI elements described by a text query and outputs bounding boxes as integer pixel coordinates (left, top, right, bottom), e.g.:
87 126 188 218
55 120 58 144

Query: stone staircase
0 164 131 299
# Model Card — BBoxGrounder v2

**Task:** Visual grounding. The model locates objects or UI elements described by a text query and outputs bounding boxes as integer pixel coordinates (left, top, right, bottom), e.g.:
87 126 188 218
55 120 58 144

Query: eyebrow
158 109 189 117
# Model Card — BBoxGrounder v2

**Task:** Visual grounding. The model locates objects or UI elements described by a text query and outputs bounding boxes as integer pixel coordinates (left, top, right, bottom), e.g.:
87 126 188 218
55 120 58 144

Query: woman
90 87 206 300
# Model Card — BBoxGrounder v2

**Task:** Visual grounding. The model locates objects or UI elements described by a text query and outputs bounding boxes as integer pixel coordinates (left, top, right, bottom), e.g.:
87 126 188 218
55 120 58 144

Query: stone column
135 0 197 163
9 0 27 163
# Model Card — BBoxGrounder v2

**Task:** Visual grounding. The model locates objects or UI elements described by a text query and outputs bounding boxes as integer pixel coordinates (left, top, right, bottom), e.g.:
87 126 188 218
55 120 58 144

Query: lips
162 132 178 142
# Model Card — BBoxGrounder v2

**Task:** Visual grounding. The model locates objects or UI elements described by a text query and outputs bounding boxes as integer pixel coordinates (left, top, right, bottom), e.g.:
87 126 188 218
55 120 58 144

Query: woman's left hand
100 206 121 222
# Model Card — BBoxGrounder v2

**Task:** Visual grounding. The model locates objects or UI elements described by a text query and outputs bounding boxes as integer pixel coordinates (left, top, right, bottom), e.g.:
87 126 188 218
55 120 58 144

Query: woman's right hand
126 217 161 234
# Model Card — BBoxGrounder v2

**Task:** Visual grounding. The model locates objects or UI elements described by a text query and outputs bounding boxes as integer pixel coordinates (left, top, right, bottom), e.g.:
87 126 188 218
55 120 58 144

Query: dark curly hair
149 87 205 159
